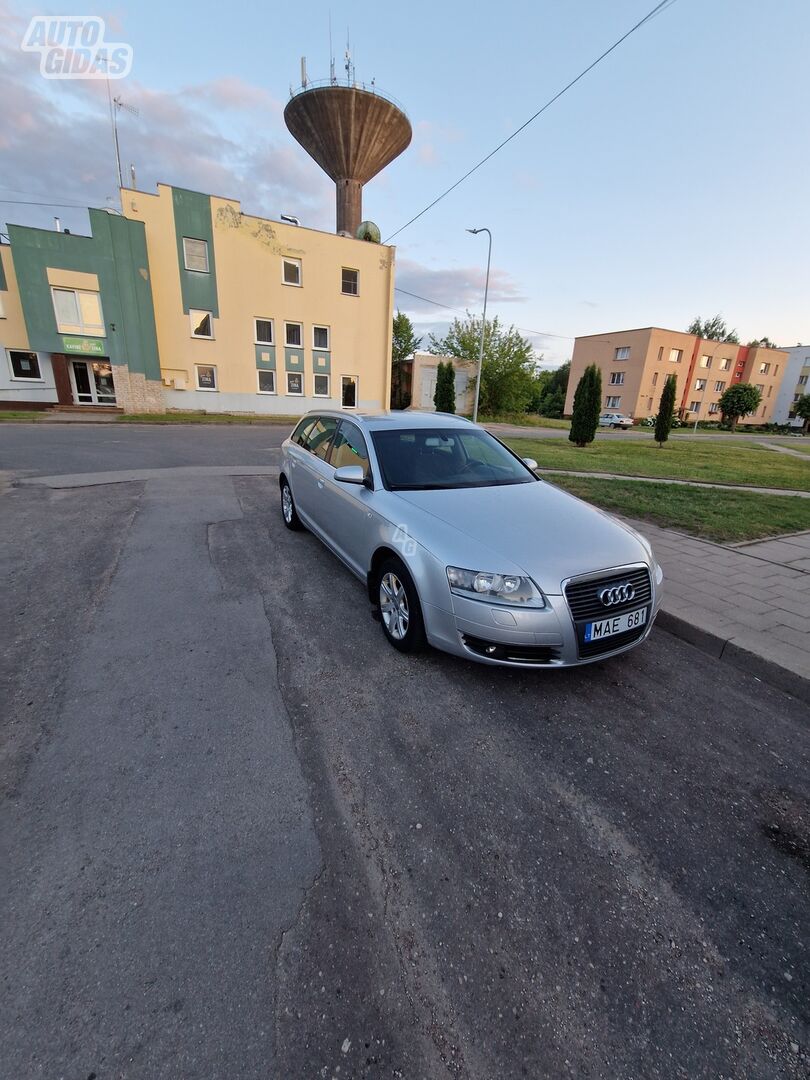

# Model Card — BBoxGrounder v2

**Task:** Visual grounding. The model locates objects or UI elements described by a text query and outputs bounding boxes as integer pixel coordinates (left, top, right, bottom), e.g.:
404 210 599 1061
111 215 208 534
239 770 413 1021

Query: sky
1 0 809 367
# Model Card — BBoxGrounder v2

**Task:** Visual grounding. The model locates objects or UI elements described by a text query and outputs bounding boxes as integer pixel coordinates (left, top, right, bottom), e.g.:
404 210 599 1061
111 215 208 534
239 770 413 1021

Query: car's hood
392 481 651 595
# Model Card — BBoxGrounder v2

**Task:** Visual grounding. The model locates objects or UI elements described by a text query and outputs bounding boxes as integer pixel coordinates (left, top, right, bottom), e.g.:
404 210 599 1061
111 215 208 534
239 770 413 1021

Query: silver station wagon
279 411 663 668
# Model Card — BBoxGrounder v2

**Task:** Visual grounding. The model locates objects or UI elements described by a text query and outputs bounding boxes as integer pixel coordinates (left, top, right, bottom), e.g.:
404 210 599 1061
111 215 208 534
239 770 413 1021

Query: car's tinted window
371 428 536 491
291 416 317 445
304 416 338 460
331 422 370 475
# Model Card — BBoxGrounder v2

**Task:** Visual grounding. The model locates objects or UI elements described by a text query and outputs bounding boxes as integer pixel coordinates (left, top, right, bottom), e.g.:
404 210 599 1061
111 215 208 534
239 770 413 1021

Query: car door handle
317 479 324 489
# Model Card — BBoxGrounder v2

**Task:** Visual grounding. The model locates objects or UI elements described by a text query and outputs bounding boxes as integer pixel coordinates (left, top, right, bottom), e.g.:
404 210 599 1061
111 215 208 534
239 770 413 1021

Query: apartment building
565 327 788 425
0 211 162 412
773 344 810 427
1 184 396 415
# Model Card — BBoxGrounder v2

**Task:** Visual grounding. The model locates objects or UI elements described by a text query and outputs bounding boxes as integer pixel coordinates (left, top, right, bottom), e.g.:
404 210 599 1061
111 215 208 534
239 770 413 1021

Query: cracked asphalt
1 425 808 1079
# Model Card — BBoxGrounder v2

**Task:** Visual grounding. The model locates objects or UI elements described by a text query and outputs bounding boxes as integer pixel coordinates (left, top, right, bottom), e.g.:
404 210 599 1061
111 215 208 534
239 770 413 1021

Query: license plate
584 606 647 643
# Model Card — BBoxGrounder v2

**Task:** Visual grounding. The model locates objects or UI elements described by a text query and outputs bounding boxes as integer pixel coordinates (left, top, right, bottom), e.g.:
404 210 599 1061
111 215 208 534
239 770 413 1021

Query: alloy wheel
380 572 409 640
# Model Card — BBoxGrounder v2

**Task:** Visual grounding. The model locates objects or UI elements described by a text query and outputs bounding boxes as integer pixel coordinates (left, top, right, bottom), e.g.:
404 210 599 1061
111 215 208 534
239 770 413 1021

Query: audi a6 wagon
279 411 663 668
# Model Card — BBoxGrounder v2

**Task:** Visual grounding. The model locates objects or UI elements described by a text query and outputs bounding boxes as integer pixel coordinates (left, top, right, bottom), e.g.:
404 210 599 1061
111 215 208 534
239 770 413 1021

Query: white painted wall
773 345 810 426
0 350 58 405
161 388 382 415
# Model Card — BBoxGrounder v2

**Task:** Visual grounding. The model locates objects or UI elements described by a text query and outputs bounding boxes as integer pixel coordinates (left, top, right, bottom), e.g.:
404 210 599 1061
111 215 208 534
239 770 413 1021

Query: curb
655 610 810 706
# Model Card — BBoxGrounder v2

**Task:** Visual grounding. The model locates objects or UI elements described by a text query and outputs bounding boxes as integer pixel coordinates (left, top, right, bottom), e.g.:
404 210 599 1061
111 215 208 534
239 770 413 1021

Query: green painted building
0 210 163 411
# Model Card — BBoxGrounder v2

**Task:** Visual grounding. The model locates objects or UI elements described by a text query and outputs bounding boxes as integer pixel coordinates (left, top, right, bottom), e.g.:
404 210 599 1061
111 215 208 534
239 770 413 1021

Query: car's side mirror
334 464 366 485
522 458 538 471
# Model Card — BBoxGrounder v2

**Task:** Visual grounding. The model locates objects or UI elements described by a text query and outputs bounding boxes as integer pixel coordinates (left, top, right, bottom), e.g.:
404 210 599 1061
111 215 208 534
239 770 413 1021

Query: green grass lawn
117 411 300 425
0 411 47 421
506 436 810 491
480 413 570 430
549 475 810 543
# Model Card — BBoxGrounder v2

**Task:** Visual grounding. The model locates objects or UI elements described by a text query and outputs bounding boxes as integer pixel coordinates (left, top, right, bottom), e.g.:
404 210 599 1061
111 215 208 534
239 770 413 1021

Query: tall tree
717 383 762 431
433 361 456 413
429 314 536 416
529 361 570 417
687 314 740 344
654 373 677 447
746 336 777 349
391 310 422 409
568 365 602 447
793 393 810 434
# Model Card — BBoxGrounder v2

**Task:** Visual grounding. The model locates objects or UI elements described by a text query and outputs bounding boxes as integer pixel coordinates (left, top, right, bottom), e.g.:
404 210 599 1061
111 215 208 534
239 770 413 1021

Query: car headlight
446 566 546 608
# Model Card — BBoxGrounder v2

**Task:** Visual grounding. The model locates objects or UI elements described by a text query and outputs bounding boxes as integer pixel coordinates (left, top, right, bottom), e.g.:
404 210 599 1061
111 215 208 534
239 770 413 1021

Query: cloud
0 7 333 231
395 256 525 314
412 119 464 168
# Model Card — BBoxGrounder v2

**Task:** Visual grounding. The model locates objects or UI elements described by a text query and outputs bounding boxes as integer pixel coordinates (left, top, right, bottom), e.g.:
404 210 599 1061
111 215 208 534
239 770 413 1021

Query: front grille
564 566 652 622
462 635 560 665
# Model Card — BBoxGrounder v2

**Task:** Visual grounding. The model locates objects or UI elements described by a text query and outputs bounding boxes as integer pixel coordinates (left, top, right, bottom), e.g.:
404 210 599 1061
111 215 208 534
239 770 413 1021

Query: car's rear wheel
376 557 426 653
280 477 303 531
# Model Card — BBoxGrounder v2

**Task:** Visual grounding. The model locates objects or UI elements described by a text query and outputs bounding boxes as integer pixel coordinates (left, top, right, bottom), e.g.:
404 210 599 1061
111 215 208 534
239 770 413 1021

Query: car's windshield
371 428 537 491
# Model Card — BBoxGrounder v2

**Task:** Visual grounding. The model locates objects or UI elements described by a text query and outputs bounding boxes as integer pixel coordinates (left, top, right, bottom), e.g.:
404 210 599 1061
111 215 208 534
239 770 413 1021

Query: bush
569 365 602 447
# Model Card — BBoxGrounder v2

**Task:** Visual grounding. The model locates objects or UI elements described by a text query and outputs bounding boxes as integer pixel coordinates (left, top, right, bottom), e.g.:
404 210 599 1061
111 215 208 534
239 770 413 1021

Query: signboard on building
62 336 105 356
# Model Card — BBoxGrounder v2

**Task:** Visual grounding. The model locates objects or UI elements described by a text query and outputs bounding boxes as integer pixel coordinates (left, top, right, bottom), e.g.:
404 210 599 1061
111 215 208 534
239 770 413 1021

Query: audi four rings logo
599 582 636 606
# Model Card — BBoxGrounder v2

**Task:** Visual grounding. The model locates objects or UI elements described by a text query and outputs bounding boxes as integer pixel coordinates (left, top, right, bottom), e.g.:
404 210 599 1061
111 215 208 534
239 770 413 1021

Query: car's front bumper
422 564 663 668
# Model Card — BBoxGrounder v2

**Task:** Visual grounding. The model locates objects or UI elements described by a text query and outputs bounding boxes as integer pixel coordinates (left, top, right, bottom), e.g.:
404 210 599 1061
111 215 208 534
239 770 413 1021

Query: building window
286 371 303 396
755 384 765 393
700 355 712 368
689 400 701 412
708 403 720 414
257 369 276 394
341 375 358 408
254 318 274 345
282 258 302 286
605 395 621 408
51 287 105 337
647 397 653 411
794 393 802 403
182 237 209 273
614 346 630 360
799 374 808 386
767 385 773 397
759 362 770 375
285 322 303 347
695 378 707 391
8 350 42 381
196 364 217 390
657 347 664 362
668 348 683 363
652 371 659 387
313 373 330 397
0 292 5 317
341 267 359 296
774 365 779 375
714 380 726 392
313 325 330 350
609 371 624 385
190 310 214 338
719 358 732 370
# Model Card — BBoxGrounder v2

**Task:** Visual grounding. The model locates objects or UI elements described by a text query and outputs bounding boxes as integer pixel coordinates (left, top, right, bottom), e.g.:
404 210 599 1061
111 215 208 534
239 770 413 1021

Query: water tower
284 61 412 237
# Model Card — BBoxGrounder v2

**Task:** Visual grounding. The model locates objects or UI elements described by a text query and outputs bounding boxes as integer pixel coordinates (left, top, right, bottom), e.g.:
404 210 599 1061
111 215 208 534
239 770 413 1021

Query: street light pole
466 227 491 424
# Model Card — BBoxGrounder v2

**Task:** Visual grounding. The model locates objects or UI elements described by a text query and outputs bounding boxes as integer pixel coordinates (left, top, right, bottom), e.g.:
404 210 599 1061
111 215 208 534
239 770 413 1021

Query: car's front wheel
280 477 303 531
376 557 426 653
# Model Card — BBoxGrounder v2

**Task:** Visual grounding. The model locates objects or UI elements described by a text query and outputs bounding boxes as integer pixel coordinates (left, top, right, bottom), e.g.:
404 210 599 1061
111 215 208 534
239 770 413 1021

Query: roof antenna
329 12 336 84
345 29 353 85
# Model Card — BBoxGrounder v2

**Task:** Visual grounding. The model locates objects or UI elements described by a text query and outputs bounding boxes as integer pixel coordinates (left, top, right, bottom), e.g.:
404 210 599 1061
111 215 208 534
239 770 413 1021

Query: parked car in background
599 412 634 429
279 411 663 669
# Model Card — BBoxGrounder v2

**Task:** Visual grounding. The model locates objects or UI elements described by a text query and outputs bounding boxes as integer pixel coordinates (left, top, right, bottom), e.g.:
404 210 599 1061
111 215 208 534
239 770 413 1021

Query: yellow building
122 184 395 414
565 327 788 425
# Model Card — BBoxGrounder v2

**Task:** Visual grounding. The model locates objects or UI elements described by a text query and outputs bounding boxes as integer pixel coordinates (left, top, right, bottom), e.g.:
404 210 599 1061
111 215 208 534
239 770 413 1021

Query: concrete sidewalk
627 518 810 703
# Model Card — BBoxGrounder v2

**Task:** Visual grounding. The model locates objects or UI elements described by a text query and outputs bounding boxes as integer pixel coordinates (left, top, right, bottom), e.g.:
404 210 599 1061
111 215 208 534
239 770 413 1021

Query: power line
0 198 97 208
394 286 573 341
384 0 678 243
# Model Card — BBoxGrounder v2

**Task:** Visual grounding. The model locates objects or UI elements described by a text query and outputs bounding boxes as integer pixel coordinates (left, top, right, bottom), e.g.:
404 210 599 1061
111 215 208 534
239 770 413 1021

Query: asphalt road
1 426 808 1079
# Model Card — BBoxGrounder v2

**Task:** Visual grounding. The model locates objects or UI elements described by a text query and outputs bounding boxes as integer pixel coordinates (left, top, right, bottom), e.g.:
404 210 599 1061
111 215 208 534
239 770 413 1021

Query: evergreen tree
568 365 602 447
433 362 456 413
655 374 677 446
